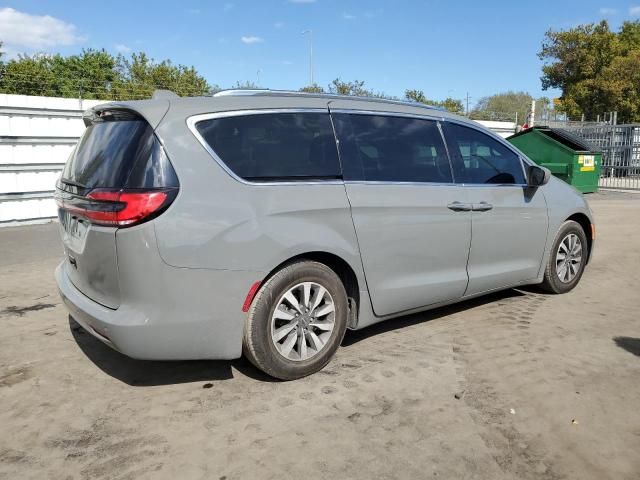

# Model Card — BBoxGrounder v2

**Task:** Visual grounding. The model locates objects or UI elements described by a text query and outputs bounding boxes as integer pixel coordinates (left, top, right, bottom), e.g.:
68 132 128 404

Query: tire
242 260 348 380
540 220 588 294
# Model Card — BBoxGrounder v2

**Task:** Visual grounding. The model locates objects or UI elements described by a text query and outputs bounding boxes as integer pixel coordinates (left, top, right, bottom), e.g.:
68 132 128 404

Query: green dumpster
507 126 602 193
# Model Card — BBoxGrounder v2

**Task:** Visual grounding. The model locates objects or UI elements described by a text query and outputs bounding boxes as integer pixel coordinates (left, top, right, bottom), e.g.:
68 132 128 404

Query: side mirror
528 165 551 187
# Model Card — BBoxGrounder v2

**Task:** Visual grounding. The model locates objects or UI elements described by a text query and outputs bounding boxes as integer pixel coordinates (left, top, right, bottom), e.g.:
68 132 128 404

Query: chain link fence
558 124 640 190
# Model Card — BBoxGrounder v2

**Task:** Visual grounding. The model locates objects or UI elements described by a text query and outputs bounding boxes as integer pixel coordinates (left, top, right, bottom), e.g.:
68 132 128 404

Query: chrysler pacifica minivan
55 90 594 379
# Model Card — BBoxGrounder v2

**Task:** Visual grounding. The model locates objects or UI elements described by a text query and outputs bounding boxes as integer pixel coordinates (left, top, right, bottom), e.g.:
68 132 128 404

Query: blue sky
1 1 639 106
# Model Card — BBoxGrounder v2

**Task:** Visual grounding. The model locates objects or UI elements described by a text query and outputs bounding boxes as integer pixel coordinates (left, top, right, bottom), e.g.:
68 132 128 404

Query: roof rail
211 88 447 112
213 89 272 97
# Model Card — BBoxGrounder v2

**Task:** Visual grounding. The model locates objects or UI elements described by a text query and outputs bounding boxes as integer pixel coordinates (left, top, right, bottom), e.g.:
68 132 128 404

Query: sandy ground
1 191 639 480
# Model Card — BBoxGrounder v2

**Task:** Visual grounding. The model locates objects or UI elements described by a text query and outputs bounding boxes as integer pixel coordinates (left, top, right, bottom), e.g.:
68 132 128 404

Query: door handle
447 201 473 212
472 202 493 212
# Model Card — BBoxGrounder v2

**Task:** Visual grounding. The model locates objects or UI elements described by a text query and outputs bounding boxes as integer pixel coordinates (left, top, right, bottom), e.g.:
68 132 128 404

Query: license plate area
60 210 88 240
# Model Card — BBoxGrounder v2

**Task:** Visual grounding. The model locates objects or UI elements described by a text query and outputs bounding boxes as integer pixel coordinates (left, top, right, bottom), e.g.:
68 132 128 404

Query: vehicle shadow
342 288 528 346
613 336 640 357
68 316 275 386
70 288 532 386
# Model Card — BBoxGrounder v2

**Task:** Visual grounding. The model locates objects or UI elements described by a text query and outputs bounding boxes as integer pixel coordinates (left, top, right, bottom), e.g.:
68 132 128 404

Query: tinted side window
195 113 341 181
332 114 453 183
444 123 525 184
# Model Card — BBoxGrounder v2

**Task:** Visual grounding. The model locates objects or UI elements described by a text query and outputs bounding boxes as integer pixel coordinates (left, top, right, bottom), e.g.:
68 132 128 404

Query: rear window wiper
60 178 87 189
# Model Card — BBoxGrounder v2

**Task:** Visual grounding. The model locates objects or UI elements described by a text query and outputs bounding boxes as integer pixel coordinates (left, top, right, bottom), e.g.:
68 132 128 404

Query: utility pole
530 99 536 127
301 30 314 86
465 92 471 116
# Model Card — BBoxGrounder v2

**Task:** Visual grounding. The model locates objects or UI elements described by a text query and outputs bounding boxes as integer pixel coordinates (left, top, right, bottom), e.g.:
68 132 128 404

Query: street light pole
302 30 314 86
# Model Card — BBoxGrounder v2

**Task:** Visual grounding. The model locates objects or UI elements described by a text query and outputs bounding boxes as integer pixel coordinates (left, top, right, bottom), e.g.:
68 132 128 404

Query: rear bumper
56 261 262 360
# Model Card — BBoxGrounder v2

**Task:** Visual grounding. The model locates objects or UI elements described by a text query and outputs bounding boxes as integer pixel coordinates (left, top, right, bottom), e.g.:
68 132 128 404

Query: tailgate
59 209 120 309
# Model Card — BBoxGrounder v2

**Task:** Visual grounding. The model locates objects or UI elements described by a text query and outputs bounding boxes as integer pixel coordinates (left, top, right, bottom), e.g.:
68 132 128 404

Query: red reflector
242 281 262 312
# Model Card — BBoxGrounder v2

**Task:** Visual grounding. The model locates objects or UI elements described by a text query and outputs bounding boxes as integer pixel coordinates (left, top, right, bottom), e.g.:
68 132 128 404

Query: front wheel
540 220 588 294
242 260 348 380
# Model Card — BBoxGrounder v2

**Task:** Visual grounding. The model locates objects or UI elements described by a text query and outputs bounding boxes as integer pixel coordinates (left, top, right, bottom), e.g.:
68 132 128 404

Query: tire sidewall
546 221 588 293
246 261 348 380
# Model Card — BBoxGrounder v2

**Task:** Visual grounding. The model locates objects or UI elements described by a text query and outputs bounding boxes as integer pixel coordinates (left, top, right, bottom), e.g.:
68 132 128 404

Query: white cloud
0 7 85 50
115 44 131 53
241 36 264 44
288 0 316 3
630 5 640 16
274 21 285 28
599 7 617 15
342 12 356 20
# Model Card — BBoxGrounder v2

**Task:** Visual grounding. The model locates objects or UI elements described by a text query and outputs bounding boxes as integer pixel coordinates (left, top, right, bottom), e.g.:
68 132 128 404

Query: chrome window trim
329 108 445 122
186 109 344 186
344 180 458 187
441 118 531 187
186 108 534 188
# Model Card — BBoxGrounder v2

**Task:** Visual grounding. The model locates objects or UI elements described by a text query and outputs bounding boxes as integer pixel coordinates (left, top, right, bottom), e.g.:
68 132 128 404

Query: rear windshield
194 112 341 181
61 118 178 189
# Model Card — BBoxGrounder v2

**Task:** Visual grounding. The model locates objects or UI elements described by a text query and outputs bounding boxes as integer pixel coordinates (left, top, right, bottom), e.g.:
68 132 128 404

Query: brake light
55 189 177 227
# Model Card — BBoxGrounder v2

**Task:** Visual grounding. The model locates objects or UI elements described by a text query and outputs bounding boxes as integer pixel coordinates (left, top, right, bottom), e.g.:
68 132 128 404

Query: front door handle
472 202 493 212
447 201 473 212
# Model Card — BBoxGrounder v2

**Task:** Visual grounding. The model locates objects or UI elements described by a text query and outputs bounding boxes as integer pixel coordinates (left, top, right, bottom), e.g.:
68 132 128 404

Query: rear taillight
55 188 177 227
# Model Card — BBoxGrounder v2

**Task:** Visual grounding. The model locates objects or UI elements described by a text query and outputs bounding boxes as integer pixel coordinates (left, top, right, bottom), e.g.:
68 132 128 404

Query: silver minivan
55 90 594 380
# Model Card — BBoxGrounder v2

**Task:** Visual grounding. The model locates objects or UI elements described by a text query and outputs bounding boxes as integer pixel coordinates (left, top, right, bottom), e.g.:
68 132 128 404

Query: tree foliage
329 78 372 96
299 83 324 93
469 91 550 122
404 89 464 114
0 48 213 99
539 20 640 122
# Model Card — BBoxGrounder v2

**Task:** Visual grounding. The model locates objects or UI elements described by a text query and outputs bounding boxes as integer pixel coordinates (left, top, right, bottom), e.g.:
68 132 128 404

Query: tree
329 78 369 96
232 80 259 89
113 52 211 98
539 20 640 122
469 91 550 122
471 91 532 121
299 84 324 93
404 89 464 114
0 48 212 100
405 89 428 103
439 98 465 115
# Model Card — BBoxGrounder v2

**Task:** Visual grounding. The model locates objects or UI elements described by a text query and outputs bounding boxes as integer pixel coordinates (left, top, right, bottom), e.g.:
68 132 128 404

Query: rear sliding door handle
472 202 494 212
447 202 473 212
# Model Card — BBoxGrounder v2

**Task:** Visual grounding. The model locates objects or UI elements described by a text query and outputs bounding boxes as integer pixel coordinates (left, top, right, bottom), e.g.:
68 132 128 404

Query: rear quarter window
193 112 341 181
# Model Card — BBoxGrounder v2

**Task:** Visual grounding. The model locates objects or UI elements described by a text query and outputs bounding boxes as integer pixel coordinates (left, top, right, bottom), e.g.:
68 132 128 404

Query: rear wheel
541 220 588 294
243 260 348 380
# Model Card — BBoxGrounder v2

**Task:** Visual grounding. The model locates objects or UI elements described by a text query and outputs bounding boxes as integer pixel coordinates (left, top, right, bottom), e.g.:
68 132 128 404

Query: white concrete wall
0 94 104 226
475 120 517 139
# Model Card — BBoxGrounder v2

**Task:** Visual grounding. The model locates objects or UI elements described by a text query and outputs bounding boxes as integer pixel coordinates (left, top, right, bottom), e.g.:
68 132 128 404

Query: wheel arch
261 251 361 327
566 212 593 263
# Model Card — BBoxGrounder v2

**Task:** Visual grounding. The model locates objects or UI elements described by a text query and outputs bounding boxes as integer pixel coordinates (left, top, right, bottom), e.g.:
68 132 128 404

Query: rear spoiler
82 99 171 129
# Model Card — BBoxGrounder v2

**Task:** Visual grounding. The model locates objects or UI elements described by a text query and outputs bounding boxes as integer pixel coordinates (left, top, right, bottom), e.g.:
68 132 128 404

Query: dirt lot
1 191 639 480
